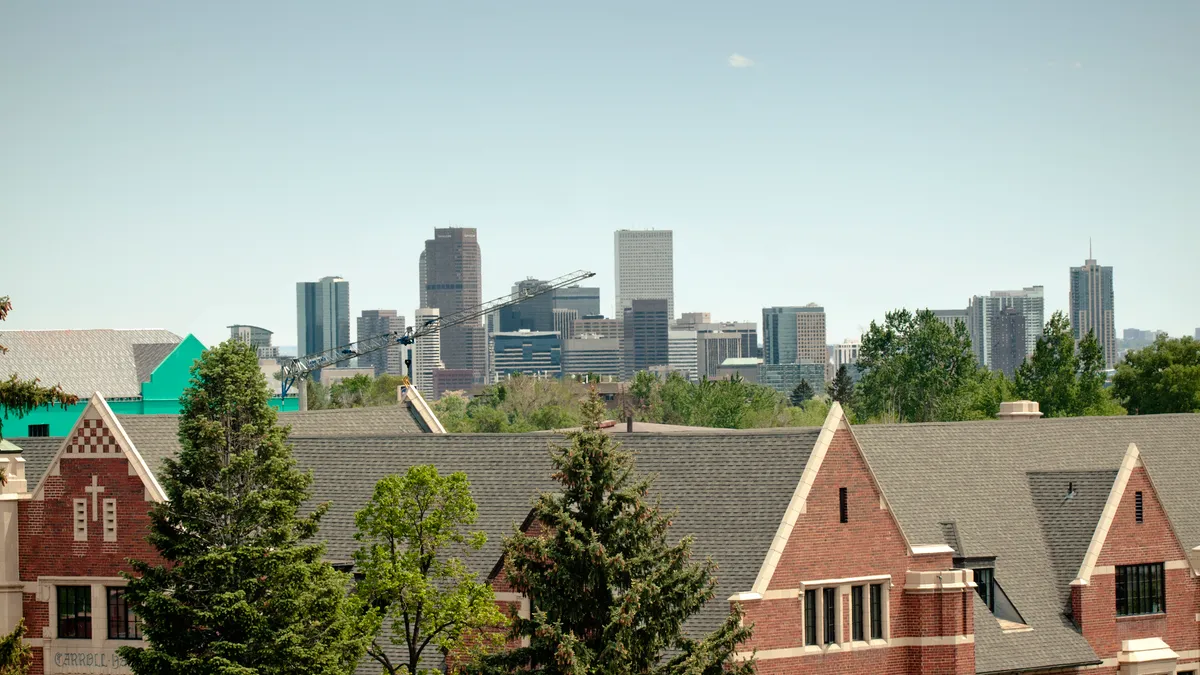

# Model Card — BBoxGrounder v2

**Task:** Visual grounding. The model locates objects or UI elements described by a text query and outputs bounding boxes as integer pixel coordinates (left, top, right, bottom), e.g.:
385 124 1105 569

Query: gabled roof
852 414 1200 674
0 329 182 398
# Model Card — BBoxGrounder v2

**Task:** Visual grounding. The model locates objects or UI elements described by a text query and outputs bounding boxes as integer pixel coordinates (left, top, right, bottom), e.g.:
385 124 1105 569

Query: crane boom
280 269 596 399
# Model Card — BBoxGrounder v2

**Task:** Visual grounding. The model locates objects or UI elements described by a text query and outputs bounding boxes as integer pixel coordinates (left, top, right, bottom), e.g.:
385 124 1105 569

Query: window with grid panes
822 587 836 644
869 583 884 640
1116 563 1164 616
107 588 142 639
804 589 817 646
851 585 864 641
57 586 91 639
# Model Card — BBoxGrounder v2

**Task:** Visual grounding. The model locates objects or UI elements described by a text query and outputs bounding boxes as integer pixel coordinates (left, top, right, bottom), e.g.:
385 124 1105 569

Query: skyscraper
614 229 674 319
668 329 698 382
1069 255 1117 367
552 308 578 341
422 228 486 382
989 307 1027 378
622 299 669 378
296 276 350 378
357 310 406 376
966 286 1045 368
762 305 825 369
228 325 278 359
412 307 443 396
553 286 601 318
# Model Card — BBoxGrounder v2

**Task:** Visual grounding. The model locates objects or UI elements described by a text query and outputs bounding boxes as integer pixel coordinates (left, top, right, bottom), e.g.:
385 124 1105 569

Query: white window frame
798 574 892 653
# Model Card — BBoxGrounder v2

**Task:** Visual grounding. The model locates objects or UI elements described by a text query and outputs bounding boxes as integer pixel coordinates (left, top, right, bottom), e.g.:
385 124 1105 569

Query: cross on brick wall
83 474 105 521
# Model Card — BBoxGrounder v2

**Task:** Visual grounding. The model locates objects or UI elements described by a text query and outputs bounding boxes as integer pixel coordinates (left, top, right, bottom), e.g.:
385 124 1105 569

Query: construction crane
280 269 596 409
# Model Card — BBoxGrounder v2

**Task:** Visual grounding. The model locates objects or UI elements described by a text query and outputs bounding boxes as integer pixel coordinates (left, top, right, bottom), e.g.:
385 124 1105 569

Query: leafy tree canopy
1112 335 1200 414
467 390 754 675
1014 312 1122 417
0 619 31 675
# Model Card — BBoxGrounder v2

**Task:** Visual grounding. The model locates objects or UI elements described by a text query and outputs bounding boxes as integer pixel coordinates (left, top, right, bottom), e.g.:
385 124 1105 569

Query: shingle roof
2 437 65 483
853 414 1200 674
0 329 182 398
290 429 819 636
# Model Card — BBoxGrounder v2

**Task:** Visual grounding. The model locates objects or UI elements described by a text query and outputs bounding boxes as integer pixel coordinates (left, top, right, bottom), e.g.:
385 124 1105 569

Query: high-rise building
614 229 674 319
989 307 1027 378
574 317 623 340
552 308 579 341
1069 255 1117 367
422 228 486 381
296 276 350 378
932 309 969 332
1195 328 1200 341
553 286 601 318
418 251 428 308
228 325 279 359
432 369 474 400
758 363 827 396
674 312 712 329
493 331 562 379
561 336 623 379
412 307 443 396
668 329 698 382
500 279 555 333
832 339 860 372
622 299 669 378
697 332 743 380
762 305 823 367
357 310 406 376
966 286 1045 368
1121 328 1164 353
694 321 759 361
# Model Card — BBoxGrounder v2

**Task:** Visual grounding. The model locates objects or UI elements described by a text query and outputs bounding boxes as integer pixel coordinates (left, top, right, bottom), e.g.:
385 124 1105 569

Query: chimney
997 400 1042 421
626 415 634 433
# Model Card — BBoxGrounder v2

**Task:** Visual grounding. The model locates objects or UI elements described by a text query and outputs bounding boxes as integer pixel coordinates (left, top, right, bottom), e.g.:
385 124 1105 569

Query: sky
2 1 1198 350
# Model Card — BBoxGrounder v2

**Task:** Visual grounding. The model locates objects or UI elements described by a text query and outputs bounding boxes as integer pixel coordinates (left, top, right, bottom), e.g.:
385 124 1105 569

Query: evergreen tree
0 296 78 439
828 365 855 407
468 389 754 675
120 340 370 675
0 619 31 675
789 380 814 406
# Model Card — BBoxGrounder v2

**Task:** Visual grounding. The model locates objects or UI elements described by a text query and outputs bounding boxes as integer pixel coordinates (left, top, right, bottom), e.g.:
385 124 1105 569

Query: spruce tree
789 380 814 406
468 389 754 675
828 365 855 407
120 340 370 675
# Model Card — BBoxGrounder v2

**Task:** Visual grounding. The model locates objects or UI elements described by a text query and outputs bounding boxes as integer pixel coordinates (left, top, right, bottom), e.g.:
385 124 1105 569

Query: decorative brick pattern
65 418 121 456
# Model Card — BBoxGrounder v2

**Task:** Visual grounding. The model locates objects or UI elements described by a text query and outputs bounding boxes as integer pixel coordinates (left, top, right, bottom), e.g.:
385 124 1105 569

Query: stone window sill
1115 612 1166 622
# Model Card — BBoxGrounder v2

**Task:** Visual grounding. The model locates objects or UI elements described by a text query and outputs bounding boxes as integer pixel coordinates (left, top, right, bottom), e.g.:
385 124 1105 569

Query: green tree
827 364 855 407
1014 312 1117 417
0 296 79 439
330 374 374 408
467 390 753 675
855 309 980 422
789 380 814 406
1112 335 1200 414
0 619 31 675
353 467 506 675
628 371 659 413
120 340 370 675
432 393 472 432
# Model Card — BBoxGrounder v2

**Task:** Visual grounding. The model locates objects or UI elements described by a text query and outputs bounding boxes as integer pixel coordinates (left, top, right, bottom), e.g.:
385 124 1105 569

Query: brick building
2 394 1198 674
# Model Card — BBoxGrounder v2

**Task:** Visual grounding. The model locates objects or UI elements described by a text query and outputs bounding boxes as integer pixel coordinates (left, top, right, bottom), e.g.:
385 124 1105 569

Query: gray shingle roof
3 437 65 483
853 414 1200 673
0 329 182 397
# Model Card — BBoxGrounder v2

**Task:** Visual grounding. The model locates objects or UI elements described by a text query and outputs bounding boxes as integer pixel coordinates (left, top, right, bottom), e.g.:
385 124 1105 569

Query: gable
140 334 206 409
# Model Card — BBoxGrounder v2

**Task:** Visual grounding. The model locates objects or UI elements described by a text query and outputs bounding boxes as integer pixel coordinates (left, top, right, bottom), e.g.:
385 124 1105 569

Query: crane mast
280 269 596 406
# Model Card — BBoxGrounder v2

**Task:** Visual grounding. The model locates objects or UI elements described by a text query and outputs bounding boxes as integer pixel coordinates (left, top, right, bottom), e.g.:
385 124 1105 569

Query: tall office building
832 339 860 371
965 286 1045 368
552 308 579 341
989 307 1027 378
675 312 712 329
1069 255 1117 367
932 309 969 331
561 336 623 379
622 299 669 378
762 305 825 369
553 286 601 318
668 329 698 382
411 308 443 396
693 321 759 361
697 332 743 380
296 276 350 378
1195 328 1200 341
228 325 278 359
357 310 406 376
574 317 622 340
422 228 486 381
418 251 428 308
614 229 674 319
492 331 562 379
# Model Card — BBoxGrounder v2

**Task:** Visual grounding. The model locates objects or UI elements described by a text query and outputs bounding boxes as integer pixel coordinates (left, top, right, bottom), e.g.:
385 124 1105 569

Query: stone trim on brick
734 634 974 661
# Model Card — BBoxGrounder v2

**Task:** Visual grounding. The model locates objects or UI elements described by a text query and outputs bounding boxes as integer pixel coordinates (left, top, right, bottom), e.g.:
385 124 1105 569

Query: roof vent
997 400 1043 421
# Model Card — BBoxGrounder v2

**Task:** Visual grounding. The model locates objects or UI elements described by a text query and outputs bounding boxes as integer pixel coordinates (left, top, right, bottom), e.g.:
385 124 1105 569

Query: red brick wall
737 428 974 675
1079 466 1199 663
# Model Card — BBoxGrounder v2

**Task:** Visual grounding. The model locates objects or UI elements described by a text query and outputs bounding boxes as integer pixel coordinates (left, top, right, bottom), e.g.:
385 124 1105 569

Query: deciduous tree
353 467 505 675
120 340 370 675
1112 335 1200 414
0 619 31 675
467 390 754 675
1014 312 1117 417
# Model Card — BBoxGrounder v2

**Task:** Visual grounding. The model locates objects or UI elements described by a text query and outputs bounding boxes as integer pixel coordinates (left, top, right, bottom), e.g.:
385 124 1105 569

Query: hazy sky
3 1 1197 349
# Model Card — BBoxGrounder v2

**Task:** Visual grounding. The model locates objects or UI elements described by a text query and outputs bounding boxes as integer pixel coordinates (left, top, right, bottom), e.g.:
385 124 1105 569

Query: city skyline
3 3 1196 346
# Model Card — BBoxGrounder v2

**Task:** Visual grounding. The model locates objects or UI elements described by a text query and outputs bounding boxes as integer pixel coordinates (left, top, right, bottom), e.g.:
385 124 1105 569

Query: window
1116 563 1165 616
28 423 50 437
851 585 864 641
57 586 91 639
107 588 141 640
1135 491 1143 523
823 587 836 645
804 589 817 646
869 584 884 640
839 487 848 523
974 568 995 611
